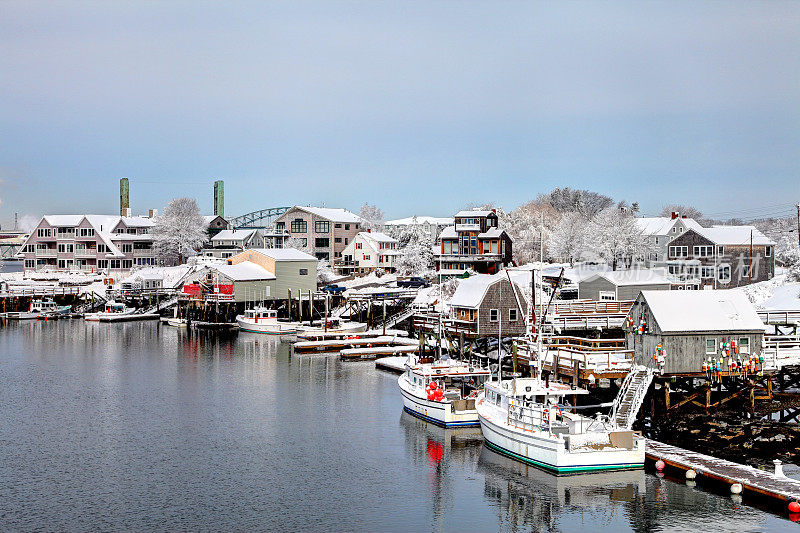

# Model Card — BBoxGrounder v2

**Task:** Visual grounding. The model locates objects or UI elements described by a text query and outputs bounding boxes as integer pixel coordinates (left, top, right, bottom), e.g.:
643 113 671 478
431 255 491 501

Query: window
693 245 713 257
766 246 772 257
717 245 724 255
127 228 137 234
356 242 362 250
718 265 731 283
701 266 715 279
299 268 309 275
739 337 750 354
509 309 518 321
599 291 616 301
97 244 107 253
275 222 285 231
121 244 133 253
98 260 108 269
290 218 307 233
334 237 342 243
706 339 716 354
489 309 499 322
344 238 349 245
335 223 342 229
344 224 350 230
315 238 330 248
79 228 95 237
57 243 74 253
669 246 688 258
315 221 330 233
24 259 34 268
37 228 52 238
122 260 132 269
110 259 121 269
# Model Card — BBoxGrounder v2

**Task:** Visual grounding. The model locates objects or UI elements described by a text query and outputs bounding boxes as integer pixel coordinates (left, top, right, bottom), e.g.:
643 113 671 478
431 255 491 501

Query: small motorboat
236 307 297 336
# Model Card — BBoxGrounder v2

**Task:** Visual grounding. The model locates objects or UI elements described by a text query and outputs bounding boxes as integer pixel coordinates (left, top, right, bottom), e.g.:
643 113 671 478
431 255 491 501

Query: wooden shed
449 273 528 337
626 290 766 375
578 269 672 301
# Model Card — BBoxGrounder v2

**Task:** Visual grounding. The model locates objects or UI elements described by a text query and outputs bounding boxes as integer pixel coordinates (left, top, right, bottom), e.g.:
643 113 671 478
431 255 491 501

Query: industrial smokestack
120 177 130 216
214 180 224 217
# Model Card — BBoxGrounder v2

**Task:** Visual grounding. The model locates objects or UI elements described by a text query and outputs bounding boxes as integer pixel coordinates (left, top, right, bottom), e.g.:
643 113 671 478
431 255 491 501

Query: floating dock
340 345 419 360
293 336 418 353
646 440 800 510
375 356 408 373
89 313 160 323
294 329 408 341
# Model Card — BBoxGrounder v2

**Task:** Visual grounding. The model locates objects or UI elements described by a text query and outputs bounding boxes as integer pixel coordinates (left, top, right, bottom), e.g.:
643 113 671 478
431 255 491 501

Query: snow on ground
735 274 800 310
340 272 398 290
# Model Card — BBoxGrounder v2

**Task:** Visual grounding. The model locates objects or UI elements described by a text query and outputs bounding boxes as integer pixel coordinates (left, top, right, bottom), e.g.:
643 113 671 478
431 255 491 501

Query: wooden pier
340 345 420 360
646 440 800 510
293 335 418 353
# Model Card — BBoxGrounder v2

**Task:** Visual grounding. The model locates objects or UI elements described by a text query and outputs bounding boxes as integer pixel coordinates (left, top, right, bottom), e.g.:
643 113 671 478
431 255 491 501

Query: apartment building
273 206 363 262
383 216 453 240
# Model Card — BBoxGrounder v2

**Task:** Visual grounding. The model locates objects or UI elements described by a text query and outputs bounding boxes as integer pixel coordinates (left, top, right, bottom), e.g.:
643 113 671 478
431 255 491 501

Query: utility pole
749 229 753 286
796 204 800 249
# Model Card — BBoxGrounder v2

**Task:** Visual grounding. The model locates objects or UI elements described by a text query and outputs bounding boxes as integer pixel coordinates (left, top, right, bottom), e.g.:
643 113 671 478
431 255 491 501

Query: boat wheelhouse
398 356 492 427
84 301 133 321
295 318 367 339
476 378 645 475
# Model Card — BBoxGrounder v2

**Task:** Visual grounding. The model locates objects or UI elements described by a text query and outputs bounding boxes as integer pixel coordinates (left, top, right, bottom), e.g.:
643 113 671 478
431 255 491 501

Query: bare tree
659 204 703 220
358 203 384 231
151 198 207 264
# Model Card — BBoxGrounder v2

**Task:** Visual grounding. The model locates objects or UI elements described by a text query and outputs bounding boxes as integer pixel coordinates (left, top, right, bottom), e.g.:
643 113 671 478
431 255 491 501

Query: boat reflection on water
478 444 645 531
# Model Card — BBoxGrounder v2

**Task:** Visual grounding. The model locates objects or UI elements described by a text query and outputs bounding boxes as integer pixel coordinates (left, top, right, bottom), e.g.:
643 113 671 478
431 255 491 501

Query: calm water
0 320 793 532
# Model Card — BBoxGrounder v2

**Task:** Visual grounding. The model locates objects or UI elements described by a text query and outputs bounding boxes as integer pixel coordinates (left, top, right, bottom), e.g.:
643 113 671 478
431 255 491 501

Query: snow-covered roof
247 248 317 261
119 265 195 288
119 216 155 227
635 217 703 236
294 206 363 223
211 229 257 242
583 269 670 287
454 210 495 218
439 226 458 239
384 216 454 226
215 262 276 281
639 290 765 333
359 231 397 243
697 226 775 246
478 228 505 239
449 273 523 309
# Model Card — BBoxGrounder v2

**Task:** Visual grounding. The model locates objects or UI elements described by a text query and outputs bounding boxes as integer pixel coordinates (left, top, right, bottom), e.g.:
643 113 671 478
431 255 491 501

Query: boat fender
433 389 444 401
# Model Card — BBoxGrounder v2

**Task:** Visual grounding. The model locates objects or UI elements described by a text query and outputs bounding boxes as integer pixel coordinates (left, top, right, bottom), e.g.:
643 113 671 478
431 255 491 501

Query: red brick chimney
671 211 679 219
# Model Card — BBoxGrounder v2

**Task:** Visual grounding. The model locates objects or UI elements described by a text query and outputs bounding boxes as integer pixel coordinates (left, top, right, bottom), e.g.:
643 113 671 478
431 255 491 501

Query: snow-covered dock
89 313 160 322
340 345 419 360
293 336 418 353
294 329 408 341
375 356 408 373
646 440 800 509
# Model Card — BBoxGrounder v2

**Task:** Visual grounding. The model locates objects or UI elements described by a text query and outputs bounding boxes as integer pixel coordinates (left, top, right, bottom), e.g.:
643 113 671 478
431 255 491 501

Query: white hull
166 318 188 328
398 374 480 427
476 397 644 475
236 317 297 336
84 311 138 321
296 322 368 338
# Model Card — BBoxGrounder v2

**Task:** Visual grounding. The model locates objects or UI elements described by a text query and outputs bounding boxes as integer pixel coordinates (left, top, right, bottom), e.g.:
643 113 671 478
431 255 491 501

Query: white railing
35 249 57 257
454 223 481 232
610 366 655 430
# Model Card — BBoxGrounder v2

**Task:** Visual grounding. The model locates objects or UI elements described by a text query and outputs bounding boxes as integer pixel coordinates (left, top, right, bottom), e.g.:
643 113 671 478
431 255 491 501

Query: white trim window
738 337 750 354
701 266 715 279
706 338 716 354
509 309 518 321
489 309 499 322
599 291 616 301
718 265 731 283
693 245 713 258
669 246 688 258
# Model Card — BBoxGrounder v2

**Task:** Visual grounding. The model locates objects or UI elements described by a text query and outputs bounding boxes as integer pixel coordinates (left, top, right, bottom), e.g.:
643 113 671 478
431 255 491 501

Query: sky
0 1 799 228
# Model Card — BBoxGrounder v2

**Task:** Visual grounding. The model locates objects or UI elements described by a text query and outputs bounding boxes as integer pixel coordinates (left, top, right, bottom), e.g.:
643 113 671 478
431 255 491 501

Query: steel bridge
229 207 291 229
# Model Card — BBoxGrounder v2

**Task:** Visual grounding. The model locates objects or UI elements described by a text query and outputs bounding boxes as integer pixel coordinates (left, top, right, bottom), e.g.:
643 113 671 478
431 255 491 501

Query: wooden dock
340 345 419 360
293 336 418 353
294 329 408 341
375 355 408 373
646 440 800 509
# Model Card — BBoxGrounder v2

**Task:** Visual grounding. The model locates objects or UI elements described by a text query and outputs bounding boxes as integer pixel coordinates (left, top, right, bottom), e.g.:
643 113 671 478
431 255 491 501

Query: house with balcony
20 214 157 275
201 229 265 259
448 273 528 337
383 216 454 240
273 206 364 262
635 212 705 266
338 231 400 275
664 225 775 288
435 209 513 276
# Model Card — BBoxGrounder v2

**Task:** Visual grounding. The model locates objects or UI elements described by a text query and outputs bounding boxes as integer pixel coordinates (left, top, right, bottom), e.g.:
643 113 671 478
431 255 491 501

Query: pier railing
0 286 82 298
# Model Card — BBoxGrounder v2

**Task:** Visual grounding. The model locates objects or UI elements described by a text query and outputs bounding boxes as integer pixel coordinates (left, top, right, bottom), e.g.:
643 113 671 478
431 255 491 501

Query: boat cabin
104 302 127 314
243 308 278 321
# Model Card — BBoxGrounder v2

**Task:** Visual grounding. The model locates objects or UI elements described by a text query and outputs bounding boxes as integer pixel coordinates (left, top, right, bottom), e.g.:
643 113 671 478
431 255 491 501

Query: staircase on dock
611 365 656 430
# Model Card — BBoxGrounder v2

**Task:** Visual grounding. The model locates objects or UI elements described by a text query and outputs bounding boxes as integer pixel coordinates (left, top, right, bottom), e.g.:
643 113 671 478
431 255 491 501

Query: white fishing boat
10 298 71 320
236 307 298 336
398 355 491 427
295 318 367 339
84 301 136 322
476 377 645 475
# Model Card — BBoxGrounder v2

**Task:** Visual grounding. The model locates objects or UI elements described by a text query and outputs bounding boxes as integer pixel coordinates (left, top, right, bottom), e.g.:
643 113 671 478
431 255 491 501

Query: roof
211 229 257 242
384 216 454 226
635 217 703 236
293 206 363 223
119 216 155 227
449 273 523 309
454 210 495 218
478 228 505 239
697 226 775 246
359 231 397 243
215 262 276 281
439 226 458 239
639 290 765 333
583 269 670 287
247 248 317 261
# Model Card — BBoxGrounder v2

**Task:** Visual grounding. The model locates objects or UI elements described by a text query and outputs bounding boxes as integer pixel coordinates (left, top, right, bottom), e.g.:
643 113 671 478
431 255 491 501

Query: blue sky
1 1 798 227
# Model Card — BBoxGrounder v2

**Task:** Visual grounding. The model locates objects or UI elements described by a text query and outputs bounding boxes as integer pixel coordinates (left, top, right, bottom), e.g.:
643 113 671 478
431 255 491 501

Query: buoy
434 389 444 401
730 483 742 495
686 480 696 488
685 469 696 480
788 501 800 513
655 460 665 471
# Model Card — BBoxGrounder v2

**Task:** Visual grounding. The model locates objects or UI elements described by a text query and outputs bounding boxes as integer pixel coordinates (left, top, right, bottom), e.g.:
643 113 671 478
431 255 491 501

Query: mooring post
705 385 711 413
749 383 756 416
664 381 671 413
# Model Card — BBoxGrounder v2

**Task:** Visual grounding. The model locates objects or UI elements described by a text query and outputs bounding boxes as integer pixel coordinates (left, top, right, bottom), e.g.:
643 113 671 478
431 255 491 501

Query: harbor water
0 320 793 531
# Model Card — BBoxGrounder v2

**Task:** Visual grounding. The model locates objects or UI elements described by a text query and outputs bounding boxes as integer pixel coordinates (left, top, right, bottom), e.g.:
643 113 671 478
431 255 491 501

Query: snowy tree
537 187 614 218
151 198 207 264
285 236 311 252
758 217 800 281
358 203 384 231
547 211 588 266
506 201 561 264
588 207 652 270
395 223 435 277
317 259 337 284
